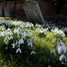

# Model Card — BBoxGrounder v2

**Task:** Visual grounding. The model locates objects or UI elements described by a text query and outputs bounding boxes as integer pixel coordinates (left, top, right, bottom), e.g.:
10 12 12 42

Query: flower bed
0 19 67 67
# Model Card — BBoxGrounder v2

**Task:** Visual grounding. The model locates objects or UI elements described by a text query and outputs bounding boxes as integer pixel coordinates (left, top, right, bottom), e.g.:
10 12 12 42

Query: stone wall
0 1 26 18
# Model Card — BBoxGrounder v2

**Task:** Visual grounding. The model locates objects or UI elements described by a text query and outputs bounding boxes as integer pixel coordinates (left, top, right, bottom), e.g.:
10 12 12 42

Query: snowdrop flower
6 28 13 35
28 30 33 36
6 36 13 40
27 39 33 47
32 37 36 41
51 28 65 37
59 54 66 61
59 30 65 37
57 46 62 54
0 32 5 36
4 36 9 44
51 49 56 55
28 41 33 47
16 48 22 53
36 28 40 33
23 31 27 38
4 39 9 44
19 38 24 44
25 22 31 28
8 31 13 35
13 27 20 34
31 23 34 27
35 23 42 28
7 28 11 31
5 47 8 49
44 28 48 35
9 36 13 40
0 25 5 31
30 51 36 55
60 40 67 53
62 27 67 32
26 22 34 28
19 24 24 28
51 28 58 33
61 44 67 53
11 43 16 48
40 28 44 33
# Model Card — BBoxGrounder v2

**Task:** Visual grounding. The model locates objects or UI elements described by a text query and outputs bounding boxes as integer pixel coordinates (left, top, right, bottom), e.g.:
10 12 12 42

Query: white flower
44 32 47 35
25 22 30 27
59 30 65 37
0 32 5 36
51 28 65 37
31 51 36 55
44 28 48 35
14 29 18 33
57 46 62 54
23 31 27 38
4 39 9 44
0 25 5 31
59 40 67 53
51 28 58 34
28 30 33 36
4 36 13 41
4 36 9 44
7 28 11 32
28 40 33 47
35 23 42 28
57 40 67 54
19 38 24 44
5 47 8 49
11 43 16 48
32 37 36 41
36 28 40 34
25 22 33 28
62 44 67 53
16 48 22 53
13 27 20 34
40 28 44 33
51 49 56 55
10 36 13 40
7 28 13 35
62 27 67 32
59 54 66 61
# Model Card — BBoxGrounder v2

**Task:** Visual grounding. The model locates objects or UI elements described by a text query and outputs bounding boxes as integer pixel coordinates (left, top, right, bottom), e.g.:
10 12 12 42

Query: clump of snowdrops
0 19 67 67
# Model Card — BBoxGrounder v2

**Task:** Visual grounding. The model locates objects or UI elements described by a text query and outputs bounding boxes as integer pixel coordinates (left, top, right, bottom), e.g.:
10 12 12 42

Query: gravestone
4 7 11 17
23 1 44 24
